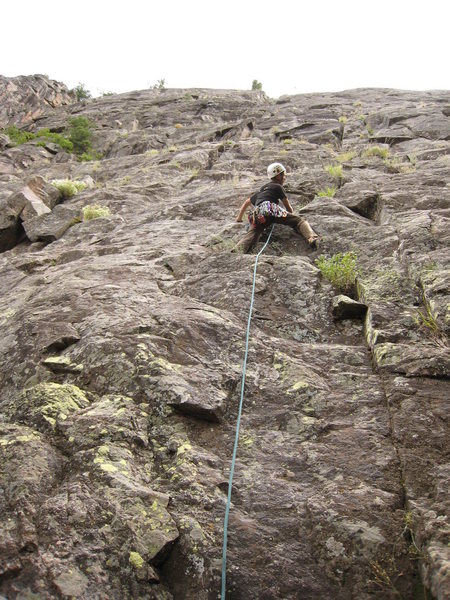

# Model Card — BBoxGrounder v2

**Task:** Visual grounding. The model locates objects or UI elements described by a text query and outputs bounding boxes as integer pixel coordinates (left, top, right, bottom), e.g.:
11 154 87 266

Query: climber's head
267 162 286 183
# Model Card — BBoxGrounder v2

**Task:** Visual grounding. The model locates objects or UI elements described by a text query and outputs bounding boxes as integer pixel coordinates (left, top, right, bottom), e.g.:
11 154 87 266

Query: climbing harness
221 224 275 600
248 201 287 229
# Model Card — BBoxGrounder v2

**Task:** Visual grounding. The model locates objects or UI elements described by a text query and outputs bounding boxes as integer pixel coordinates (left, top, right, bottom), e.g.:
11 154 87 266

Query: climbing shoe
308 236 319 250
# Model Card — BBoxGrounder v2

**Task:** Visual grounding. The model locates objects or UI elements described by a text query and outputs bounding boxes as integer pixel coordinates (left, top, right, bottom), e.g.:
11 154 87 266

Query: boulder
23 204 81 243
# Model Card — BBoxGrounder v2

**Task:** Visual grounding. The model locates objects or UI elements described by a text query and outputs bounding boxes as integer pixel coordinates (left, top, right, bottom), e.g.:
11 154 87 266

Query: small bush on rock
317 187 337 197
337 151 356 163
316 252 358 292
68 116 94 156
51 179 87 198
325 164 343 179
2 127 73 153
363 146 389 159
36 129 74 152
82 204 110 220
151 79 166 90
3 126 35 145
73 83 92 101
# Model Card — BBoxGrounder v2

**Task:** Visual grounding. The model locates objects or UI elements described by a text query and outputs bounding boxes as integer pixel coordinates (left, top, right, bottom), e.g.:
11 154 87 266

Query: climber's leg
272 213 319 247
233 223 267 254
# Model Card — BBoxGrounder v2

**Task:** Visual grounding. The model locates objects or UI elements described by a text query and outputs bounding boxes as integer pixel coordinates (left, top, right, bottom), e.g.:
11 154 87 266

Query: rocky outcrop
0 74 75 128
0 75 449 600
0 175 62 251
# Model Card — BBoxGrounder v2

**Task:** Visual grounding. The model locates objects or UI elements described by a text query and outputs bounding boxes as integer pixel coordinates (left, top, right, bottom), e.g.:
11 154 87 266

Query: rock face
0 75 449 600
0 74 75 128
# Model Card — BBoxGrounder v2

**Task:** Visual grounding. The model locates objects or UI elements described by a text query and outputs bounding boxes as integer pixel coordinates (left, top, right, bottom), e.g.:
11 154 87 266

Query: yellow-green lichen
358 270 407 303
43 356 83 370
129 551 144 569
100 463 118 473
240 434 254 448
176 441 192 456
287 381 310 395
19 383 90 429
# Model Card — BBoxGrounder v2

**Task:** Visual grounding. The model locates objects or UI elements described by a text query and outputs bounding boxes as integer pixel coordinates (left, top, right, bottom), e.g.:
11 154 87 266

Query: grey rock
42 356 83 374
0 133 12 150
0 74 75 128
0 198 21 251
23 204 81 243
0 76 448 600
0 175 62 249
9 188 51 221
332 294 368 320
33 321 81 352
335 183 384 222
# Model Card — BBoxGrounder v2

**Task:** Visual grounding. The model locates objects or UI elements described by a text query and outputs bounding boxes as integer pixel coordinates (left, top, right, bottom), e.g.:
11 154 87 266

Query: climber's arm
236 197 251 222
281 197 294 213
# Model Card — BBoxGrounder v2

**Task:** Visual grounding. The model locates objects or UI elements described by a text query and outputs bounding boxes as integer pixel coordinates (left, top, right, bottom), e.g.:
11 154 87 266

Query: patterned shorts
248 201 287 228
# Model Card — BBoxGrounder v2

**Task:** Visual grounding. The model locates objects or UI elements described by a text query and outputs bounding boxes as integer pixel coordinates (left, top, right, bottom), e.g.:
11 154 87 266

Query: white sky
2 0 449 98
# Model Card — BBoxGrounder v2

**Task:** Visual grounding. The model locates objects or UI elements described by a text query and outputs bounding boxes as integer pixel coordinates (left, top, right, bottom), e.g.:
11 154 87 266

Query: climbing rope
221 225 275 600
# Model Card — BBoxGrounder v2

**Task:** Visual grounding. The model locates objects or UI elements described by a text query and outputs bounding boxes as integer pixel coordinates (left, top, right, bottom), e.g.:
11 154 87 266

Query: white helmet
267 162 286 180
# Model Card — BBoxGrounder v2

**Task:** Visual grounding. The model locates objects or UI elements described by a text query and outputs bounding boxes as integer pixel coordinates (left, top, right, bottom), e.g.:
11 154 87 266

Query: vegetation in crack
316 251 359 293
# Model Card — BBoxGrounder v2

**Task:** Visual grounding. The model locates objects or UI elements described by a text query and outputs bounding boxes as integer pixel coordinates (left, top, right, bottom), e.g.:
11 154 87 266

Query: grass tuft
317 187 337 197
82 204 111 220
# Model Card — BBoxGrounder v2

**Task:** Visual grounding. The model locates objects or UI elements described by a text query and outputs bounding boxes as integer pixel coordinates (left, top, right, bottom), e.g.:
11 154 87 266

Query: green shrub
315 252 358 292
82 204 110 220
78 151 103 162
3 126 75 153
68 116 94 155
50 179 87 198
317 187 337 197
73 84 91 101
325 164 343 179
2 126 36 145
252 80 263 91
363 146 389 159
36 129 74 152
151 79 166 90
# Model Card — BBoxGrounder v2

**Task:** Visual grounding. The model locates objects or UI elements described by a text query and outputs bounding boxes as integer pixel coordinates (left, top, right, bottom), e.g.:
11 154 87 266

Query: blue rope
221 225 275 600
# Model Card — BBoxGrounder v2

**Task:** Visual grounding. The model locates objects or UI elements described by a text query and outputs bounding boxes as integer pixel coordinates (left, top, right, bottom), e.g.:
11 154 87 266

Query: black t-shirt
250 183 287 207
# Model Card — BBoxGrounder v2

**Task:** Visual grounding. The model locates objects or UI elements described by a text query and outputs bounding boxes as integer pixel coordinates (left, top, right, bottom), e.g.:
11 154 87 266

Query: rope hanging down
221 225 275 600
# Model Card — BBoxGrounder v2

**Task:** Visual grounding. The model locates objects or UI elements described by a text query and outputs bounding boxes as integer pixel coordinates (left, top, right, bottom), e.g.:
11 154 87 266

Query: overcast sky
2 0 449 98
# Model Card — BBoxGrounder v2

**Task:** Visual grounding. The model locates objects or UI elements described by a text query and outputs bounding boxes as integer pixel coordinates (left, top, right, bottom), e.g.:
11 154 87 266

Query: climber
234 163 319 254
